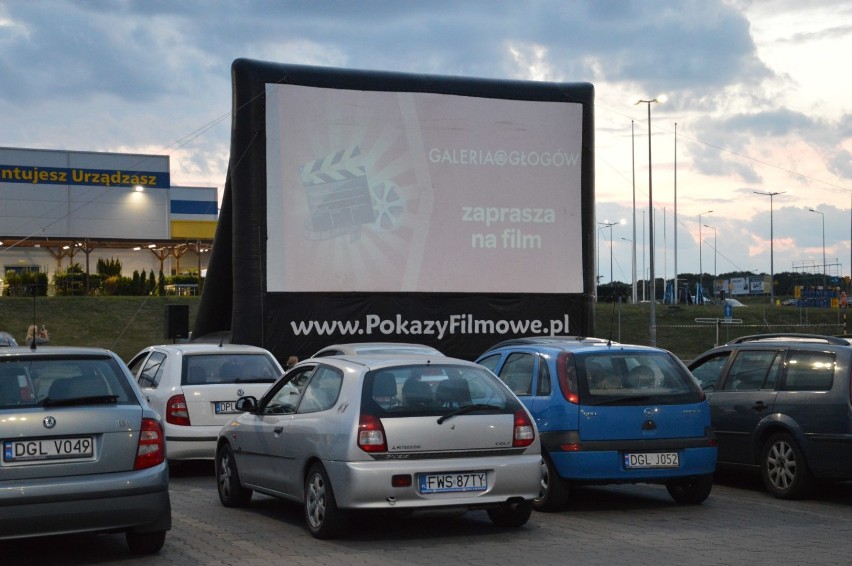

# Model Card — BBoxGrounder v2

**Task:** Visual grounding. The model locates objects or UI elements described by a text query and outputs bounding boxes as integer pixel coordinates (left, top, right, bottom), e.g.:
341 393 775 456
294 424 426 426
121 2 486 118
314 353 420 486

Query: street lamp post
674 122 678 304
698 210 712 300
599 221 619 297
636 95 666 346
809 208 827 292
622 236 634 302
704 224 716 289
631 120 637 304
755 191 783 305
642 209 646 302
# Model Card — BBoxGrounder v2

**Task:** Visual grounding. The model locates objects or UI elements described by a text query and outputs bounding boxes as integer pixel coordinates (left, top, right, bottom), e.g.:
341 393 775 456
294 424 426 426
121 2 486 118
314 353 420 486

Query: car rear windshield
0 355 138 408
361 364 521 418
577 351 704 405
182 353 279 385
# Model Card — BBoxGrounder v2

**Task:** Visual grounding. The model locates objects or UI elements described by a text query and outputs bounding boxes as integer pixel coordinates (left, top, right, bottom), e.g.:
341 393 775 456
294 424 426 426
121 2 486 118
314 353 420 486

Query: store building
0 147 217 292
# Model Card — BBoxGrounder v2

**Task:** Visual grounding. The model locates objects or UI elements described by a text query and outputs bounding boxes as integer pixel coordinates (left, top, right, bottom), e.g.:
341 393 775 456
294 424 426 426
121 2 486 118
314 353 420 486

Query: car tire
216 444 252 507
304 463 348 539
761 432 813 499
126 530 166 555
533 453 568 512
665 473 713 504
487 500 533 528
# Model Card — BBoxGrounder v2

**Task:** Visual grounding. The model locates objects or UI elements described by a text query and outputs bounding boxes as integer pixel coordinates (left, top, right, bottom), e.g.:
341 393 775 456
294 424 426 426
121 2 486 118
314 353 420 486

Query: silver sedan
216 355 541 538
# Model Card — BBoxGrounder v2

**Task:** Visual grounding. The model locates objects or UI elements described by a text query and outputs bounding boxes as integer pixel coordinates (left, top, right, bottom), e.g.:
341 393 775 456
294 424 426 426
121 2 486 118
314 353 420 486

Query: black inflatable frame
194 58 596 361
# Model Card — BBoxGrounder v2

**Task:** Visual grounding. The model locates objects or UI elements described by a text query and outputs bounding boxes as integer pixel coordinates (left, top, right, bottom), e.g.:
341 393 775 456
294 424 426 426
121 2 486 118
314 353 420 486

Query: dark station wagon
689 333 852 499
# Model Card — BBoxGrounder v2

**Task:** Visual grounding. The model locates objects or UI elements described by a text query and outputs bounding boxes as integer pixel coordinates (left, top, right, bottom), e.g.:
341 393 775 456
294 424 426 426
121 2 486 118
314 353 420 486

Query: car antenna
606 297 617 346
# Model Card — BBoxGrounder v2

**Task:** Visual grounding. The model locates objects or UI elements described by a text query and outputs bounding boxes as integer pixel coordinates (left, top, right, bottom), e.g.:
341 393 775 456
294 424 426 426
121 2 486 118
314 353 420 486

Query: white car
127 343 289 462
216 355 541 539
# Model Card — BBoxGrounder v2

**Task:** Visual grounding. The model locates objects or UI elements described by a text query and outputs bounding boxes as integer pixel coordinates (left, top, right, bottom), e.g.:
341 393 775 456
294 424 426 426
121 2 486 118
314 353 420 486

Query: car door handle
751 401 768 411
273 426 284 434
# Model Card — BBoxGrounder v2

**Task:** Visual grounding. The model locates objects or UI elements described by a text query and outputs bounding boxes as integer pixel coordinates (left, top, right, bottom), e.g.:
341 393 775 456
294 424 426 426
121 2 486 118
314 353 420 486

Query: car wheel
216 444 252 507
533 453 568 512
761 432 813 499
126 530 166 555
304 463 348 539
487 500 533 528
666 474 713 504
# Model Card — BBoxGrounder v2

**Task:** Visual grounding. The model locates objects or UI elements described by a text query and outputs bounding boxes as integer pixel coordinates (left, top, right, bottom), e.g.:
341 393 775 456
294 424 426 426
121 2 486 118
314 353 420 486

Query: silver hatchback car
216 355 541 538
0 347 171 554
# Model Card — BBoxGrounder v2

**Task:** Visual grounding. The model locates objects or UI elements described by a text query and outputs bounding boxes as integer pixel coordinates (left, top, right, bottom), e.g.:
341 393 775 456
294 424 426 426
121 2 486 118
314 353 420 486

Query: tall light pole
674 122 679 303
631 120 637 304
636 95 666 346
698 210 713 300
809 208 827 292
621 236 634 303
599 220 620 294
642 209 646 302
755 191 783 304
704 224 716 292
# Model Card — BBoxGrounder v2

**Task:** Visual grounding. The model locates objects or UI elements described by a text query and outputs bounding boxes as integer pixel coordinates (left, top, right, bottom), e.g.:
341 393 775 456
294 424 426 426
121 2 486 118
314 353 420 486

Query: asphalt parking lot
3 463 852 566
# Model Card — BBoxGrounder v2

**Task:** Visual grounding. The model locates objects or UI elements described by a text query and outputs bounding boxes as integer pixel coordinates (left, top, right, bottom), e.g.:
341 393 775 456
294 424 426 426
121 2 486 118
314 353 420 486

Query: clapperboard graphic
300 146 405 240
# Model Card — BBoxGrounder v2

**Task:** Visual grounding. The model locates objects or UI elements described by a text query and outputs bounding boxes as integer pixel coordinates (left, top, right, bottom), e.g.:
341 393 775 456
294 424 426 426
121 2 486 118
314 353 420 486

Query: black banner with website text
261 292 591 362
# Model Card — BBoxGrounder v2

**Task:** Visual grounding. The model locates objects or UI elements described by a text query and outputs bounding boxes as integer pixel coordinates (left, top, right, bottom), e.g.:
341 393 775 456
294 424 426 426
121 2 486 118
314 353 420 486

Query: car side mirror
235 396 258 412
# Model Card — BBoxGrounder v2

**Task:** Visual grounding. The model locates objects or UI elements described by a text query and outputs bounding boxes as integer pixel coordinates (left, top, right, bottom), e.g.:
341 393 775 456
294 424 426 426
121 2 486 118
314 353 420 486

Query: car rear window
782 350 835 391
361 364 520 418
578 351 704 405
182 353 279 385
0 356 137 408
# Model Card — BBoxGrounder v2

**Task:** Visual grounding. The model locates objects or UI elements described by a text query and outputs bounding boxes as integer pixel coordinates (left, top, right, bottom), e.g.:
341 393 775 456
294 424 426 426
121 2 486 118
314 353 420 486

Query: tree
97 257 122 277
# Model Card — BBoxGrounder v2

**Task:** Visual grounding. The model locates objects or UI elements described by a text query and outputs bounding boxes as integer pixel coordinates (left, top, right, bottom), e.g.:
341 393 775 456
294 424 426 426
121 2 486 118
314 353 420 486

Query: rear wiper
437 403 501 424
44 395 119 407
234 378 276 383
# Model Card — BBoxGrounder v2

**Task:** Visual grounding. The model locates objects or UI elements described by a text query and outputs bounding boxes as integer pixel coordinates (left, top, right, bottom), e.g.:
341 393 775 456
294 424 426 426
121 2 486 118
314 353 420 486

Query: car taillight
556 351 579 404
358 414 387 453
135 418 166 470
166 394 191 426
513 408 535 447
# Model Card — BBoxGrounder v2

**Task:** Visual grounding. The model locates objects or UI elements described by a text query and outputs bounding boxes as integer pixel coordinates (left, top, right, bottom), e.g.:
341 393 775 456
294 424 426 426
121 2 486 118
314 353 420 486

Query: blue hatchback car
476 337 717 510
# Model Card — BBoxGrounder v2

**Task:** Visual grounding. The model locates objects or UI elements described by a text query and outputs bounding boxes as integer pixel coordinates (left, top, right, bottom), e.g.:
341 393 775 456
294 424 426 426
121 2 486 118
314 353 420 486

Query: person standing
26 324 49 346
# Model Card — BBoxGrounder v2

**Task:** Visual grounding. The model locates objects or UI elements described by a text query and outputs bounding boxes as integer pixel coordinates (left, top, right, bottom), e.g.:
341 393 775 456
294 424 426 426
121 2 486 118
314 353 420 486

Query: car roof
0 345 119 357
312 342 443 356
300 353 474 372
139 343 275 355
724 333 852 346
481 336 675 356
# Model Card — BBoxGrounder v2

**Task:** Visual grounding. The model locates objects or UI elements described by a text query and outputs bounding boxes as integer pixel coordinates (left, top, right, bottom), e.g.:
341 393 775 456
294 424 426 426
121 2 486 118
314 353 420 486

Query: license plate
624 452 679 469
3 437 94 463
419 471 488 494
214 401 238 414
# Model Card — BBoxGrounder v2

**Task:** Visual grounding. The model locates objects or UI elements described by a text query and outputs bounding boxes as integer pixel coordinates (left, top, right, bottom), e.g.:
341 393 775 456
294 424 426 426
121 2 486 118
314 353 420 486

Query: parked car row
3 333 851 552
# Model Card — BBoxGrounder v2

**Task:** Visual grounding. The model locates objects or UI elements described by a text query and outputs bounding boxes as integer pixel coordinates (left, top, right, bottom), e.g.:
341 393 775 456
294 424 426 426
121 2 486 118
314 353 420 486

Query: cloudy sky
2 0 850 286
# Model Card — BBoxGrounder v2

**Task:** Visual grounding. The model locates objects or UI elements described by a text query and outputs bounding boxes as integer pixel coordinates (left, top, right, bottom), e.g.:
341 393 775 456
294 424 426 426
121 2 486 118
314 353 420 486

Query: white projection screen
265 84 584 294
194 59 595 361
